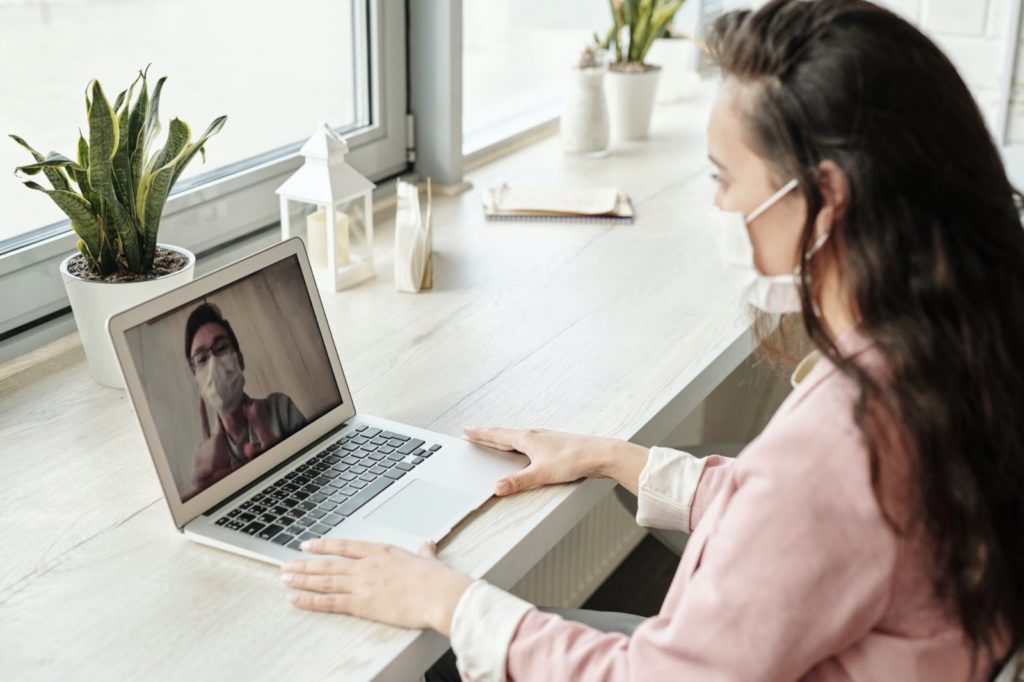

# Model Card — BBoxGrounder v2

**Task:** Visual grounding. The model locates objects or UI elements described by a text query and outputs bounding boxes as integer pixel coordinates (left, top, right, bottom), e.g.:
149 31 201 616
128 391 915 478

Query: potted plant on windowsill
599 0 686 140
11 68 226 387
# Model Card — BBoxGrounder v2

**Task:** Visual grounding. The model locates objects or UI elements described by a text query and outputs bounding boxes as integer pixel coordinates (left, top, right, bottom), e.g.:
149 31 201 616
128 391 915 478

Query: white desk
0 89 756 681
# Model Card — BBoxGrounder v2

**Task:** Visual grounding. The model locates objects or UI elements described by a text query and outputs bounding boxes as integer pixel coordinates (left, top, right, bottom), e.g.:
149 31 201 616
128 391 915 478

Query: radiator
508 490 648 608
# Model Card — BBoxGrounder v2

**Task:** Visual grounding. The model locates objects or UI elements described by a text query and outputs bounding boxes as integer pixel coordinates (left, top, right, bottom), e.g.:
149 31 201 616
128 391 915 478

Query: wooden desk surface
0 89 755 681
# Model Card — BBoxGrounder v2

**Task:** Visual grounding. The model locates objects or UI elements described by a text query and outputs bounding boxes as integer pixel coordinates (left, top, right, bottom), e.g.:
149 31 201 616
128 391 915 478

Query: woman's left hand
281 539 472 635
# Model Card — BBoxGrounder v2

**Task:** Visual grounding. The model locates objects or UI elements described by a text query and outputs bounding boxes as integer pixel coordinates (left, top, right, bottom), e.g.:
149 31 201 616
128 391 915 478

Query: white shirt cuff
450 579 535 682
635 446 709 532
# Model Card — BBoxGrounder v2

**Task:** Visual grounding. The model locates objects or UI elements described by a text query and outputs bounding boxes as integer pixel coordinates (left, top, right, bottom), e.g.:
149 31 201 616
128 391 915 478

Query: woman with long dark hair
278 1 1024 679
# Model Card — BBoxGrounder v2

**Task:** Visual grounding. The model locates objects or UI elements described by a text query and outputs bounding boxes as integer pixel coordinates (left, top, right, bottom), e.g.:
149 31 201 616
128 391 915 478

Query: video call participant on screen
185 303 307 494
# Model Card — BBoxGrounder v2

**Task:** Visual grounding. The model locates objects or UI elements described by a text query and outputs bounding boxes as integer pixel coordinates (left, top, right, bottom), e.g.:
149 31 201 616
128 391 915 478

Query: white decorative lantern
276 122 376 291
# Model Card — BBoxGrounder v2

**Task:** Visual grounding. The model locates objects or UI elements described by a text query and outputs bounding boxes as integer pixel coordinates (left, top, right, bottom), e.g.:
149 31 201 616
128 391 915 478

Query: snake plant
598 0 687 66
10 69 226 277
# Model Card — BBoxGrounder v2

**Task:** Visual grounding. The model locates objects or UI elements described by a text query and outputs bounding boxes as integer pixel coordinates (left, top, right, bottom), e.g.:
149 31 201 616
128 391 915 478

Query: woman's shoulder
737 339 895 520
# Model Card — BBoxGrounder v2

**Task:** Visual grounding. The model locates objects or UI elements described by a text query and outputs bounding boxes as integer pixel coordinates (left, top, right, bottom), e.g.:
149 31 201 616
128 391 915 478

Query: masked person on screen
185 303 306 493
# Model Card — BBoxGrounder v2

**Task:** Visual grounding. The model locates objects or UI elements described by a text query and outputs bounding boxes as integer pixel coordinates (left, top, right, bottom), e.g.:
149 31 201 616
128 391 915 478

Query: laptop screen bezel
108 238 357 529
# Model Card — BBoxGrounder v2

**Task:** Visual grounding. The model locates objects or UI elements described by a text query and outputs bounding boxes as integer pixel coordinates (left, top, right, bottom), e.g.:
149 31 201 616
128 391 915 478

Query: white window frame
0 0 407 355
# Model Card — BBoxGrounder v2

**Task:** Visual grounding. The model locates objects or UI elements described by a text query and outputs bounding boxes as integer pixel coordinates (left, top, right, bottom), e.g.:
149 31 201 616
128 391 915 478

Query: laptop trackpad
364 479 473 538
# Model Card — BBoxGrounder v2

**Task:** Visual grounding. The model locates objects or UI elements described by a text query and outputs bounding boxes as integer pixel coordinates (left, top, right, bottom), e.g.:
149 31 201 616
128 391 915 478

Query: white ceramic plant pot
605 66 662 141
647 37 701 103
60 243 196 388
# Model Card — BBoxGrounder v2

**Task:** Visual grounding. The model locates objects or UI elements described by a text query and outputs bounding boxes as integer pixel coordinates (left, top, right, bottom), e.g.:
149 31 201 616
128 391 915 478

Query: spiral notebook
483 184 635 224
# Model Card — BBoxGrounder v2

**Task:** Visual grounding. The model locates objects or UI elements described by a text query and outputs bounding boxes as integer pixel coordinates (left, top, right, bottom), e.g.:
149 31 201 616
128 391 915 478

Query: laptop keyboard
212 425 442 550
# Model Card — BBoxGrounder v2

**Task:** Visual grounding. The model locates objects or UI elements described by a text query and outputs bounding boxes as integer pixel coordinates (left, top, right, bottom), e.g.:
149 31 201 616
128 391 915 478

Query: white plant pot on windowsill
605 65 662 141
60 243 196 388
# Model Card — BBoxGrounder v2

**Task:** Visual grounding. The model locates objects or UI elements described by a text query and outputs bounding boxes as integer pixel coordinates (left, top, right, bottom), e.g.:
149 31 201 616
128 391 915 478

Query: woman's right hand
462 427 647 497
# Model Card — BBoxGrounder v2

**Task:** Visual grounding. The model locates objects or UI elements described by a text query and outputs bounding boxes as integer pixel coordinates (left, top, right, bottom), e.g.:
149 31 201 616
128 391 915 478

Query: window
0 0 406 347
462 0 598 153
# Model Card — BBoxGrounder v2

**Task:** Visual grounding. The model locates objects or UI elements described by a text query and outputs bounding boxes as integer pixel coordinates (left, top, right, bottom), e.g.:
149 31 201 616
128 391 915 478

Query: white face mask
195 350 246 414
706 178 829 314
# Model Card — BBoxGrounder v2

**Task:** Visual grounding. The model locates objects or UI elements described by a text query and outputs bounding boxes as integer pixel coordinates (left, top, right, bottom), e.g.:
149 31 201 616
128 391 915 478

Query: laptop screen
122 254 343 503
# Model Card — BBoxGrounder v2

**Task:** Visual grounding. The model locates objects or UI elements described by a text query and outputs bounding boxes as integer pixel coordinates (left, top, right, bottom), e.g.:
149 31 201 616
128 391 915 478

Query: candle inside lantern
305 209 350 268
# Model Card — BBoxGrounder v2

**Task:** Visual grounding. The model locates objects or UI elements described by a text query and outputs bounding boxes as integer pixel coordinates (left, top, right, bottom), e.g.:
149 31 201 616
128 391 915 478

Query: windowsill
463 101 561 170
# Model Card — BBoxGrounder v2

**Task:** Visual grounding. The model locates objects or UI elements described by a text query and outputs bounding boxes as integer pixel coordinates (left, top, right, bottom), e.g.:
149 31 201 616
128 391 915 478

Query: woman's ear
814 160 848 240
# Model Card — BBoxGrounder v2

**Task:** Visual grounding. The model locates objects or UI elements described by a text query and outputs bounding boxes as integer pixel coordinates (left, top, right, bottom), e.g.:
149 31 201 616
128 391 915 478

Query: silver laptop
108 238 524 564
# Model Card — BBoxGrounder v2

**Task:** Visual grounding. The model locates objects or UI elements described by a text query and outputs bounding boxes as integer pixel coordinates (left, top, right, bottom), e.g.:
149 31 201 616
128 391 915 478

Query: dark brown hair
708 0 1024 673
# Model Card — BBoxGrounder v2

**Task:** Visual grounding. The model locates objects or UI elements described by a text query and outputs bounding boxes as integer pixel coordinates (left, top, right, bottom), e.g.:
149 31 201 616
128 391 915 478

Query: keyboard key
350 480 367 489
258 513 277 524
215 517 229 526
340 485 361 496
258 524 285 540
226 520 245 530
386 452 404 462
384 469 406 480
323 513 343 526
428 444 441 451
306 508 327 520
398 439 424 454
279 516 299 528
370 437 387 446
272 533 295 546
380 431 409 441
378 446 395 455
282 497 301 508
296 517 314 528
287 539 304 550
309 493 327 504
298 531 319 542
351 464 368 474
352 436 369 445
337 477 394 516
250 504 267 514
310 522 331 535
412 457 424 465
342 443 359 451
369 465 387 475
358 473 376 483
242 521 265 535
227 508 241 518
396 462 414 471
367 452 386 462
237 512 256 523
297 501 316 512
271 505 289 516
362 427 381 438
355 424 368 432
342 456 360 465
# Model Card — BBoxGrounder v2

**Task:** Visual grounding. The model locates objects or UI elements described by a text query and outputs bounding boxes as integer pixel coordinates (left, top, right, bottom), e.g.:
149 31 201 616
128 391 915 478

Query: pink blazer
448 327 1004 681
